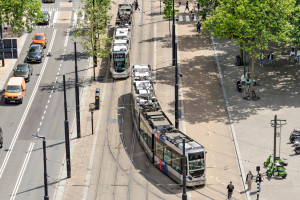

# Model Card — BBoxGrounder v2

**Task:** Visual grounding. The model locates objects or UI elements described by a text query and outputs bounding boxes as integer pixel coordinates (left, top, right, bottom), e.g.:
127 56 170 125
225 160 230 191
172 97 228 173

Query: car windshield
16 66 28 72
42 11 48 16
188 152 205 171
34 36 45 40
6 85 21 93
29 47 40 53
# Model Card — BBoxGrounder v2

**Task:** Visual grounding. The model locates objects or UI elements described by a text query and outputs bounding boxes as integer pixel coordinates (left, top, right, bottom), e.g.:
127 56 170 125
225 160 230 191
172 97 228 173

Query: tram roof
132 74 205 151
113 44 128 52
114 39 128 44
115 28 130 37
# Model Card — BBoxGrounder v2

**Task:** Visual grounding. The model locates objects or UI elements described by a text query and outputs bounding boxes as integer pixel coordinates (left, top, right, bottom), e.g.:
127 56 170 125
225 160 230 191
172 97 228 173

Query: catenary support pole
0 18 5 67
182 139 187 200
43 139 49 200
74 42 81 138
175 42 179 129
273 115 277 164
63 75 71 178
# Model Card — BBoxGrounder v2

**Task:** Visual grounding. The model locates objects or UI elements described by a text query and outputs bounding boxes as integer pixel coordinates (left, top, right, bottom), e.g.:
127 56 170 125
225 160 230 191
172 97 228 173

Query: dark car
38 11 50 25
43 0 55 2
26 44 44 63
0 126 3 149
13 64 33 82
290 129 300 143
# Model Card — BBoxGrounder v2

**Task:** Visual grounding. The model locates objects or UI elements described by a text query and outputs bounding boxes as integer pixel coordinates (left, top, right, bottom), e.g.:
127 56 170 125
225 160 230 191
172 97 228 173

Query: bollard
95 88 100 110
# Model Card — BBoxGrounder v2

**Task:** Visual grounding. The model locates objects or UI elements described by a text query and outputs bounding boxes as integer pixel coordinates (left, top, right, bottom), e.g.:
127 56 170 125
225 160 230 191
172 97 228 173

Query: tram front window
188 152 205 178
113 54 126 72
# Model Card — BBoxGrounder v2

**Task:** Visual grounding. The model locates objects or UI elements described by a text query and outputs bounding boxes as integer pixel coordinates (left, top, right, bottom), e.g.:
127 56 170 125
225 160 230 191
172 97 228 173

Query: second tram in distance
131 65 207 186
110 3 133 79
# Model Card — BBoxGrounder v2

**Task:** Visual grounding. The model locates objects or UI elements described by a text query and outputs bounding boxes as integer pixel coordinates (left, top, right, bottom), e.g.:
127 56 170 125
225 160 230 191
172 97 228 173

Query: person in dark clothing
196 21 201 33
184 1 189 13
135 0 140 11
267 52 274 66
227 181 234 200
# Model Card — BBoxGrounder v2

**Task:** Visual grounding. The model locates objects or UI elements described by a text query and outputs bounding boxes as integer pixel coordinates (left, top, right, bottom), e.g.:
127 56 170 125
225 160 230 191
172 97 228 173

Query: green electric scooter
266 162 287 178
264 155 288 167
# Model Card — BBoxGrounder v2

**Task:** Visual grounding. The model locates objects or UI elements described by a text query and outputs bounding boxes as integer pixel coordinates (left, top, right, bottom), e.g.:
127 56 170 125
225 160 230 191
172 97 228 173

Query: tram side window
140 121 152 149
164 147 172 165
171 152 182 172
155 139 164 160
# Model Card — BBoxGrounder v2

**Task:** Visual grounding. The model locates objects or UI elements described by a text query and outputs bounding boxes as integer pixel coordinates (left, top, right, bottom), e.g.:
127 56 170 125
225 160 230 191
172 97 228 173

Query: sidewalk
0 30 28 90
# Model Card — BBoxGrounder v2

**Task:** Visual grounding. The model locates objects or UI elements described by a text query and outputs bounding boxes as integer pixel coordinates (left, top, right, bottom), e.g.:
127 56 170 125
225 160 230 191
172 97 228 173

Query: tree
73 0 112 79
0 0 43 34
162 0 178 35
197 0 219 20
291 0 300 46
204 0 296 99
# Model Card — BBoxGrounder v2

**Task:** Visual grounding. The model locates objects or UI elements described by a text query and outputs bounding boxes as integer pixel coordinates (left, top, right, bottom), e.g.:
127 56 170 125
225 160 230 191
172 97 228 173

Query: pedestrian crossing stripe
178 14 200 22
41 7 59 12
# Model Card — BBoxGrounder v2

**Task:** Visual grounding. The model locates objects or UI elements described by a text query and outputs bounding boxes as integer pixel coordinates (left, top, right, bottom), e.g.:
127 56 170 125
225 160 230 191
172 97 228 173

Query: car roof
17 63 29 67
35 33 46 36
7 77 24 85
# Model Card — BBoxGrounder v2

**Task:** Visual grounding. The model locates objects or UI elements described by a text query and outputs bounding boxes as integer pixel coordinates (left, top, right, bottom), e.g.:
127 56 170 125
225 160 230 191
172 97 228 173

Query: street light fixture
32 133 49 200
89 103 95 135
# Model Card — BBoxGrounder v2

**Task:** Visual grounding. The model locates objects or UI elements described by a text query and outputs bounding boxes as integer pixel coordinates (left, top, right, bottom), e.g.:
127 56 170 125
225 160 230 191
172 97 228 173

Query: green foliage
0 0 43 34
291 0 300 45
163 0 178 21
197 0 220 20
204 0 296 58
73 0 112 58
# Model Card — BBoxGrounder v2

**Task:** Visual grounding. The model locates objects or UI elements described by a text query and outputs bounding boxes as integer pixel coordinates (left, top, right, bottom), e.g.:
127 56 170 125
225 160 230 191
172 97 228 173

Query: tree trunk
249 55 254 99
240 47 244 65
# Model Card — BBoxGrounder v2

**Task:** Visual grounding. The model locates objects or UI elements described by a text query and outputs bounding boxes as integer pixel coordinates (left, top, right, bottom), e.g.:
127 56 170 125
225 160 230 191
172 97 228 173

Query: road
0 1 89 199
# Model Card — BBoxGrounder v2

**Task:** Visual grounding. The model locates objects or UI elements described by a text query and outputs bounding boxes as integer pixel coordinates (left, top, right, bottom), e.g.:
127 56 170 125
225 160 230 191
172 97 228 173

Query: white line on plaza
10 142 34 200
210 35 250 200
0 29 57 179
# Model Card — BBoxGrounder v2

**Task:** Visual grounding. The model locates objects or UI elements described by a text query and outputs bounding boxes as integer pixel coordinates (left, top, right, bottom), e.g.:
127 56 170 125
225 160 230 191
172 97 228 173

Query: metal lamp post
32 133 49 200
89 103 95 135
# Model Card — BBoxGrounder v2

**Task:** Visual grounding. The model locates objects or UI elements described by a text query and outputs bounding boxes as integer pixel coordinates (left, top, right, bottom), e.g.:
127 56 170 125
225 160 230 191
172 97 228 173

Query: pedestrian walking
260 51 265 67
227 181 234 200
135 0 140 11
190 10 195 20
197 3 200 12
297 50 300 63
267 51 274 66
3 22 8 33
184 1 189 13
196 21 201 33
246 171 253 191
290 48 295 62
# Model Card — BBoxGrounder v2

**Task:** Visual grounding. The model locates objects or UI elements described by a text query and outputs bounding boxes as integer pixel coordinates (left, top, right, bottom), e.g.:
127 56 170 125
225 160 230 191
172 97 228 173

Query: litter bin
95 88 100 110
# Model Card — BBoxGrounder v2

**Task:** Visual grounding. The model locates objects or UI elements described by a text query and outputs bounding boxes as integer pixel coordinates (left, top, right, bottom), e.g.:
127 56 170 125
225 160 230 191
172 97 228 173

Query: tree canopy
0 0 43 34
203 0 296 99
73 0 112 59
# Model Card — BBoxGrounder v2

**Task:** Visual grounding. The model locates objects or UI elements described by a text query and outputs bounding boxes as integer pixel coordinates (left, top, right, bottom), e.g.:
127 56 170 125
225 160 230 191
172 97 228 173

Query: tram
131 65 207 186
110 4 133 79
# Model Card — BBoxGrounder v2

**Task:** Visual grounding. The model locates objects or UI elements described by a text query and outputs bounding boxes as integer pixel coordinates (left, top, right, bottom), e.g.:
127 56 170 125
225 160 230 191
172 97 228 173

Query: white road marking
44 110 46 115
40 122 42 126
46 105 48 109
48 100 50 104
0 29 57 179
37 128 40 132
185 15 190 21
64 29 70 47
53 11 59 24
42 116 44 120
10 143 34 200
179 15 183 21
49 94 52 99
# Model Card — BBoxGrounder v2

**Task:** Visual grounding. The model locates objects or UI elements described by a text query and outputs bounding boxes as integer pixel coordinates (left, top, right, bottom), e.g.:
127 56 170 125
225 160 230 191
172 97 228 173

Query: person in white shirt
290 48 295 62
246 171 253 191
267 52 274 66
297 50 300 63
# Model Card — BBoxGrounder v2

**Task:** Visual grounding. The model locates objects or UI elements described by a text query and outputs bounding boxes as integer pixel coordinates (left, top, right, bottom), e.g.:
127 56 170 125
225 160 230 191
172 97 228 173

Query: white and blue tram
131 65 206 186
110 4 133 79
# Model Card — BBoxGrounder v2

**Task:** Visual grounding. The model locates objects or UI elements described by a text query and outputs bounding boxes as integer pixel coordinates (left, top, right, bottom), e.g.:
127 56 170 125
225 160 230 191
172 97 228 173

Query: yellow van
4 77 26 104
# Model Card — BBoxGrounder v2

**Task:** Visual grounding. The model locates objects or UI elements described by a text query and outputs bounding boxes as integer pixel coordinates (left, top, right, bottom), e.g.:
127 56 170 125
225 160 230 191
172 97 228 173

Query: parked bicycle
242 84 257 99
